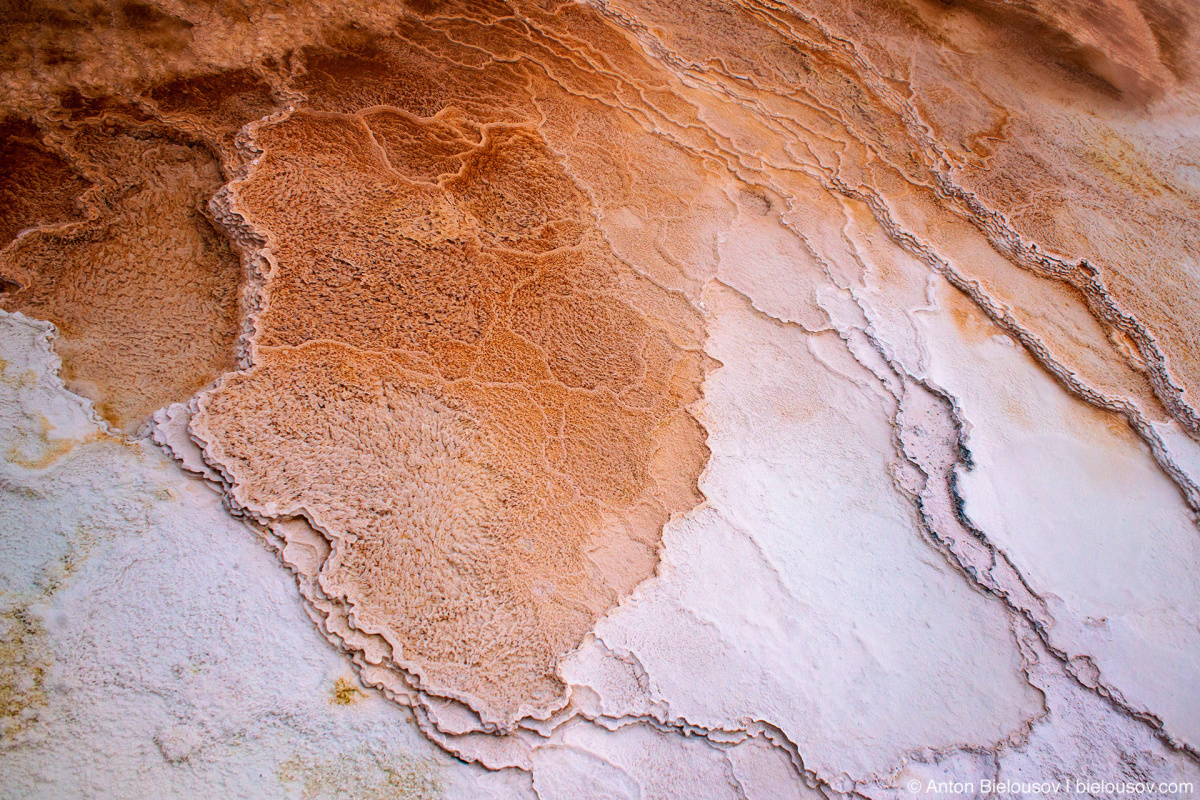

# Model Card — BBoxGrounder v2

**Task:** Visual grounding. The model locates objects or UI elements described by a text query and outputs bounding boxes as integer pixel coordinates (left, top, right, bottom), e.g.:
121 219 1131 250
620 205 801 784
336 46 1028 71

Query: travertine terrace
190 108 710 723
2 0 1200 797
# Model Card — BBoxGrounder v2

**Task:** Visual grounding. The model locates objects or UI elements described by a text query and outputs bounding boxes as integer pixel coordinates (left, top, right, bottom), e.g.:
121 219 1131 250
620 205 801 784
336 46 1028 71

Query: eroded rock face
3 0 1200 797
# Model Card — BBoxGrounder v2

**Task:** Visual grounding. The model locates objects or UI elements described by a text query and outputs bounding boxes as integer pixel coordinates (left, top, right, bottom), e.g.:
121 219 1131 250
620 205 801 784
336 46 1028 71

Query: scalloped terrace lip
2 0 1200 795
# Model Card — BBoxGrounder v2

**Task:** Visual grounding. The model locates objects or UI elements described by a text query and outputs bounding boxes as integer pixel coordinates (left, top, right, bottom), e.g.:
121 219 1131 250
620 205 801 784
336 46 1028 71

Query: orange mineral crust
0 117 244 430
6 0 1200 791
190 107 710 725
0 118 87 250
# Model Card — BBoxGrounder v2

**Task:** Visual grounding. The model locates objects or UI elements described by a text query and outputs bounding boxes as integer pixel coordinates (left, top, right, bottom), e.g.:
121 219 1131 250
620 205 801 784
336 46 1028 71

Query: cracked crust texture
2 0 1200 793
189 107 711 724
